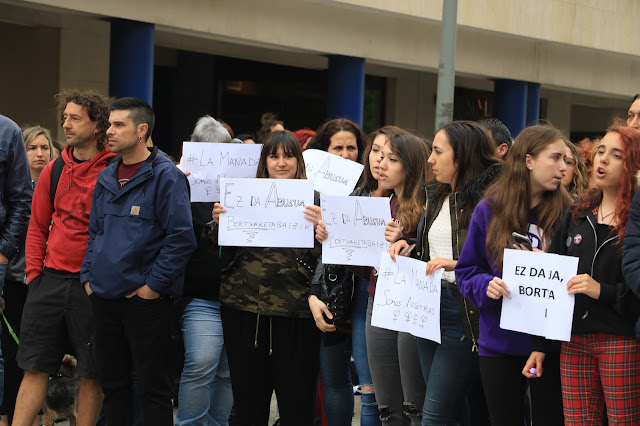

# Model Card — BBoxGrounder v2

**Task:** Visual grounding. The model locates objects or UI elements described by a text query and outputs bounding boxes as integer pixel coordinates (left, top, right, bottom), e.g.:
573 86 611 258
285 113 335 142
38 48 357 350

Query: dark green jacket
413 165 501 349
211 192 321 318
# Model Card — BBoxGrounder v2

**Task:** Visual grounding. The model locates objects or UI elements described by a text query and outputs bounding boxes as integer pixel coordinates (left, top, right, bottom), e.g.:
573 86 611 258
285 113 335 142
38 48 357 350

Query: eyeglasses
564 157 577 167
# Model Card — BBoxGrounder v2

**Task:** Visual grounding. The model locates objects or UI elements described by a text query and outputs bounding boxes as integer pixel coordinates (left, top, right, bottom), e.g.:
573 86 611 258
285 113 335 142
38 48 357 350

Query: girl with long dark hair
389 121 500 424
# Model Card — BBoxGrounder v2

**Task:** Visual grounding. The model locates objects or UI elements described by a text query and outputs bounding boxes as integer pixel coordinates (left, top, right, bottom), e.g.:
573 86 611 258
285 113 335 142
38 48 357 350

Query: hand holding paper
499 249 577 341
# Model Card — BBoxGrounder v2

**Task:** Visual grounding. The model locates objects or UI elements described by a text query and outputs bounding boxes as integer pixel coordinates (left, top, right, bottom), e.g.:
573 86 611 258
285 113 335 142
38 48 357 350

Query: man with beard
13 90 116 426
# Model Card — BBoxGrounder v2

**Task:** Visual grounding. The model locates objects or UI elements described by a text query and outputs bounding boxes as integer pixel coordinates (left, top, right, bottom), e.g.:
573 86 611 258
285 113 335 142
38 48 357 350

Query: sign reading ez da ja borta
500 249 577 341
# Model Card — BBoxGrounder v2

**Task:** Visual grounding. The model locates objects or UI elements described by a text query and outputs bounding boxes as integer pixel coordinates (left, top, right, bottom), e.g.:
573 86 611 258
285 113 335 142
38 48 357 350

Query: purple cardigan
455 199 539 357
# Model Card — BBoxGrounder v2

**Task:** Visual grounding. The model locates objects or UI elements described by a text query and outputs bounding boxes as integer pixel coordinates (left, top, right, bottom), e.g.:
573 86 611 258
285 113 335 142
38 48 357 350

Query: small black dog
44 354 80 426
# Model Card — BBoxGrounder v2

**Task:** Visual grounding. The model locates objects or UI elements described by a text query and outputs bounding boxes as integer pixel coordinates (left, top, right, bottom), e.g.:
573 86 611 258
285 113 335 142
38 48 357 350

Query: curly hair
565 140 590 200
56 89 112 150
570 125 640 247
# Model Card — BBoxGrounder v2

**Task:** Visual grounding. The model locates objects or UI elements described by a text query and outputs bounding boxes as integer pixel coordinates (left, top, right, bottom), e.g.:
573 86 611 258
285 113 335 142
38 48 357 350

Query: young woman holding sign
210 130 322 425
308 125 398 426
535 124 640 424
316 131 431 425
455 125 569 426
388 121 500 425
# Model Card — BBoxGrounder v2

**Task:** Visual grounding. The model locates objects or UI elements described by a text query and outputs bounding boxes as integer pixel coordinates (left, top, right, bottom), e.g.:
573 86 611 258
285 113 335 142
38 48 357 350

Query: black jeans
479 353 563 426
91 294 173 426
221 306 321 426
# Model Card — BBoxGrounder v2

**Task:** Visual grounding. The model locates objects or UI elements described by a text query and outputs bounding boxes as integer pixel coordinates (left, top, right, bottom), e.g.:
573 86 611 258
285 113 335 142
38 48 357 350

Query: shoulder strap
50 156 65 211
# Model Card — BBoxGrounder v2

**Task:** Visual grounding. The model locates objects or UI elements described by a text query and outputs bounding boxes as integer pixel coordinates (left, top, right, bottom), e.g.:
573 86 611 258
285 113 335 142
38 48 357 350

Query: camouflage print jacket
207 223 321 318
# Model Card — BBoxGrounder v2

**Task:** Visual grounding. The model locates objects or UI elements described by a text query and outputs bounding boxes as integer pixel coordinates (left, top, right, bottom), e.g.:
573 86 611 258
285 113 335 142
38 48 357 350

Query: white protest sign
321 195 391 267
303 149 364 196
371 253 443 342
500 249 577 341
182 142 263 202
218 178 315 248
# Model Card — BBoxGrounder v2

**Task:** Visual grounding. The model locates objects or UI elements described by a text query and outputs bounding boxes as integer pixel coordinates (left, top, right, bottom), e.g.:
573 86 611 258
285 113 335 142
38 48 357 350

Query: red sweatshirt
25 146 117 283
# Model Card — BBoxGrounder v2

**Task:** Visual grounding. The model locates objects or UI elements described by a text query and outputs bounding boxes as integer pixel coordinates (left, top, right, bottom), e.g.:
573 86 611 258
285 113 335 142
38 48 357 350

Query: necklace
598 206 615 223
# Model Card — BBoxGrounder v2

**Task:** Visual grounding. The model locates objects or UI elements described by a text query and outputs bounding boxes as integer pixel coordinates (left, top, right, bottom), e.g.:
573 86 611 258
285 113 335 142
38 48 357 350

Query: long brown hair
358 126 406 195
485 125 570 268
255 130 307 179
433 121 500 227
386 133 431 233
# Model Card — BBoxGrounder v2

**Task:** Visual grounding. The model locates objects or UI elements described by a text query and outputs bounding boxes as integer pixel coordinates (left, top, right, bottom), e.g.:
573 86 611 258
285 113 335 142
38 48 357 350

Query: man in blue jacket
81 97 197 425
0 114 32 410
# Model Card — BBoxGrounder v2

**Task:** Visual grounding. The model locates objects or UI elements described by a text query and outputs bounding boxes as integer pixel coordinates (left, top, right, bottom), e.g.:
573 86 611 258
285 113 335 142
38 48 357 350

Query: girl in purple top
455 125 570 426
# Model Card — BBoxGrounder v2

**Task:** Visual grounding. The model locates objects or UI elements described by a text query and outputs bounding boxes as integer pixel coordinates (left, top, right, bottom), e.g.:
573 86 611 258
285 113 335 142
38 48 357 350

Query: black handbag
311 258 354 325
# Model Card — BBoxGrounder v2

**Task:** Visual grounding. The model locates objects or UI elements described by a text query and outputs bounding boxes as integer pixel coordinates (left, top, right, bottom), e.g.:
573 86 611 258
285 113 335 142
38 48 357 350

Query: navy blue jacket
621 185 640 340
0 115 32 261
81 147 197 299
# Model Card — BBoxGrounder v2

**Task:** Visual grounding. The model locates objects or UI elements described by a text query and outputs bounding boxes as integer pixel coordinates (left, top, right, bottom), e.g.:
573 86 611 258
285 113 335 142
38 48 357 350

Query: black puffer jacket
412 165 502 349
554 196 640 337
621 181 640 340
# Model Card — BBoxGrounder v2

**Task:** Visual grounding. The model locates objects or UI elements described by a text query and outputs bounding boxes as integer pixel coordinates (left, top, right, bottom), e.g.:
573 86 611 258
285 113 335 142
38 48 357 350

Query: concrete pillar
526 82 541 126
109 19 154 104
494 79 528 137
328 55 365 126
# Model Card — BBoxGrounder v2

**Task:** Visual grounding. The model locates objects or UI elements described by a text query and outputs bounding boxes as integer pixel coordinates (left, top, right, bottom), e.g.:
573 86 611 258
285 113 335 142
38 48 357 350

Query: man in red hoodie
13 90 116 426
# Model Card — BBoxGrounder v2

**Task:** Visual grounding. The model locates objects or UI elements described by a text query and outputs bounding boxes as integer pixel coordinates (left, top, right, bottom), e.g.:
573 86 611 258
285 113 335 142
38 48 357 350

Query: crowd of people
0 88 639 426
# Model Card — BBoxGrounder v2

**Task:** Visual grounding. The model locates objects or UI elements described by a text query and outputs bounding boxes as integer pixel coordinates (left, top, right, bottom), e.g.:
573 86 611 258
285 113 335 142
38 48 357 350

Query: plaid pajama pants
561 333 640 425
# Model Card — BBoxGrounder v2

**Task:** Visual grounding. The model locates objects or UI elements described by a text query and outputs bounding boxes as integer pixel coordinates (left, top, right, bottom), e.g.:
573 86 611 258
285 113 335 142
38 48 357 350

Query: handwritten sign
182 142 263 202
500 249 577 341
371 253 443 342
217 178 315 248
303 149 364 196
321 195 391 267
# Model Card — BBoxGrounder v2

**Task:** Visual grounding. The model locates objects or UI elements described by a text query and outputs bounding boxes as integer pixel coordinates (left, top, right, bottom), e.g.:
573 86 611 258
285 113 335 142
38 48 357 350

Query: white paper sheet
181 142 263 202
500 249 577 341
371 253 443 343
302 149 364 196
217 178 315 248
320 195 391 267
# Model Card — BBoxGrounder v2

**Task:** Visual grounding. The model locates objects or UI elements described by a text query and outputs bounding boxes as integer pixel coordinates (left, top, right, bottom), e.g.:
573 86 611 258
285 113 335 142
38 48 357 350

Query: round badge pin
573 234 582 245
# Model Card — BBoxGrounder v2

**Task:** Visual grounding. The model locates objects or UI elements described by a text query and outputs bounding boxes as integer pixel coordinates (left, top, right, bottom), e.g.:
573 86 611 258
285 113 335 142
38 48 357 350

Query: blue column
327 55 365 126
109 19 154 104
526 82 541 126
494 79 527 137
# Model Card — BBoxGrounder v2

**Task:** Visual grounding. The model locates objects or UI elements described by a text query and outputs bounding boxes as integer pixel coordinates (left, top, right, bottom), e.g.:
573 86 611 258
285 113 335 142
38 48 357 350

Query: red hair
293 129 315 146
571 125 640 245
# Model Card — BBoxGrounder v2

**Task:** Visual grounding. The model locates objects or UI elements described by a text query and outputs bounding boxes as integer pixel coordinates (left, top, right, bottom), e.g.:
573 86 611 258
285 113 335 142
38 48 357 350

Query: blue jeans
175 299 233 426
416 283 477 426
352 277 381 426
318 277 381 426
319 333 353 426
